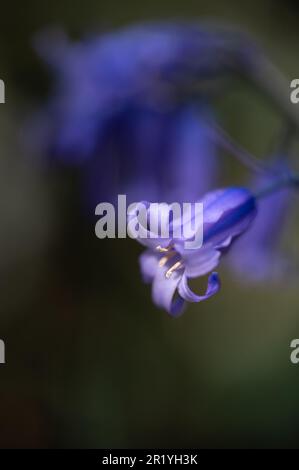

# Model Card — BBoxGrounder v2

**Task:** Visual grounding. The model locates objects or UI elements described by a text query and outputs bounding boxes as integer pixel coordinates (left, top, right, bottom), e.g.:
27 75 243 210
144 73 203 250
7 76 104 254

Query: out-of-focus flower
83 104 219 207
228 159 295 281
131 187 257 315
33 23 259 206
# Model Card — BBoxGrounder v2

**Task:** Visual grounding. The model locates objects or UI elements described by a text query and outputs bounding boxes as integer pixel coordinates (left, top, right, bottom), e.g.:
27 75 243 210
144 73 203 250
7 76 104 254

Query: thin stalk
211 123 280 175
255 172 299 199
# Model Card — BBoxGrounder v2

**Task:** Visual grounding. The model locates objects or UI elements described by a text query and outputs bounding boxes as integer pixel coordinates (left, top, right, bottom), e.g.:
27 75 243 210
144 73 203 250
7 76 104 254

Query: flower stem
211 123 280 174
255 172 299 199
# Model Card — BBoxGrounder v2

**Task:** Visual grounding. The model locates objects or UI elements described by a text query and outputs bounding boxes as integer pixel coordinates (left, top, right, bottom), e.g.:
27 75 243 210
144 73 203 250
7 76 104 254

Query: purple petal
178 271 221 303
139 250 160 283
173 187 256 253
178 246 221 278
202 186 255 224
117 107 169 203
163 105 218 202
127 201 173 249
202 187 257 244
152 265 185 316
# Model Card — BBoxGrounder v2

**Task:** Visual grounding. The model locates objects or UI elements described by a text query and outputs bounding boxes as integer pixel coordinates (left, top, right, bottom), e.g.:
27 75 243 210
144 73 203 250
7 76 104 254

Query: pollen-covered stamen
165 261 184 279
158 251 176 267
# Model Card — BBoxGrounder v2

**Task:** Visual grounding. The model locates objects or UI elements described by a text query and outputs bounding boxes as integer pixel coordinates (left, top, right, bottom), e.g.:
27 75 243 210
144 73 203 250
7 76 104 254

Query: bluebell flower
228 159 294 281
34 23 259 206
131 187 257 315
82 104 219 207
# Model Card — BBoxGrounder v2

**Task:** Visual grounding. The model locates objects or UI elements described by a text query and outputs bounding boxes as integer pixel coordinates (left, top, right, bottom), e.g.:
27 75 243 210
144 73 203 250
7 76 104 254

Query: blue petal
162 105 218 202
202 187 257 244
127 201 173 249
178 271 221 303
139 250 160 283
229 160 294 281
152 265 185 316
177 245 221 278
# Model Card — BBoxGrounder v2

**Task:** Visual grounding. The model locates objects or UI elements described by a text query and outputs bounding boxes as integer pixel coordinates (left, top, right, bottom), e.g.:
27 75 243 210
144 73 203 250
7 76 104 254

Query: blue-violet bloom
131 187 257 315
33 23 259 207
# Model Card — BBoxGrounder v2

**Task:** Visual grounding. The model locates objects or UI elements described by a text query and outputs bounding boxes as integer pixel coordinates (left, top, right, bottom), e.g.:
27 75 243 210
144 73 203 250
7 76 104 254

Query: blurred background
1 0 299 449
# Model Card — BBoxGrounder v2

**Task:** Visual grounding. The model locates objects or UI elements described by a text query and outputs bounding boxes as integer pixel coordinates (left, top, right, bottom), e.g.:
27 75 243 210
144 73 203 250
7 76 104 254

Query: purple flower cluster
136 188 256 315
34 23 260 205
34 22 298 315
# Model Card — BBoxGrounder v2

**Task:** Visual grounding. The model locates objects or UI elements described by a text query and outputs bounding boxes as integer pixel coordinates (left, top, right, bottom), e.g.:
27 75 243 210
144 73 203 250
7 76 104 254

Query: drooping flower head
130 187 257 315
33 23 260 207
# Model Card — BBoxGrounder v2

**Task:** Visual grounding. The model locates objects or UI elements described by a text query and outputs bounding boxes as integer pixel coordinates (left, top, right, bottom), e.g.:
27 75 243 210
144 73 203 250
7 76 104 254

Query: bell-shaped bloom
33 23 259 207
35 23 258 161
130 187 257 316
228 159 294 281
82 104 219 207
